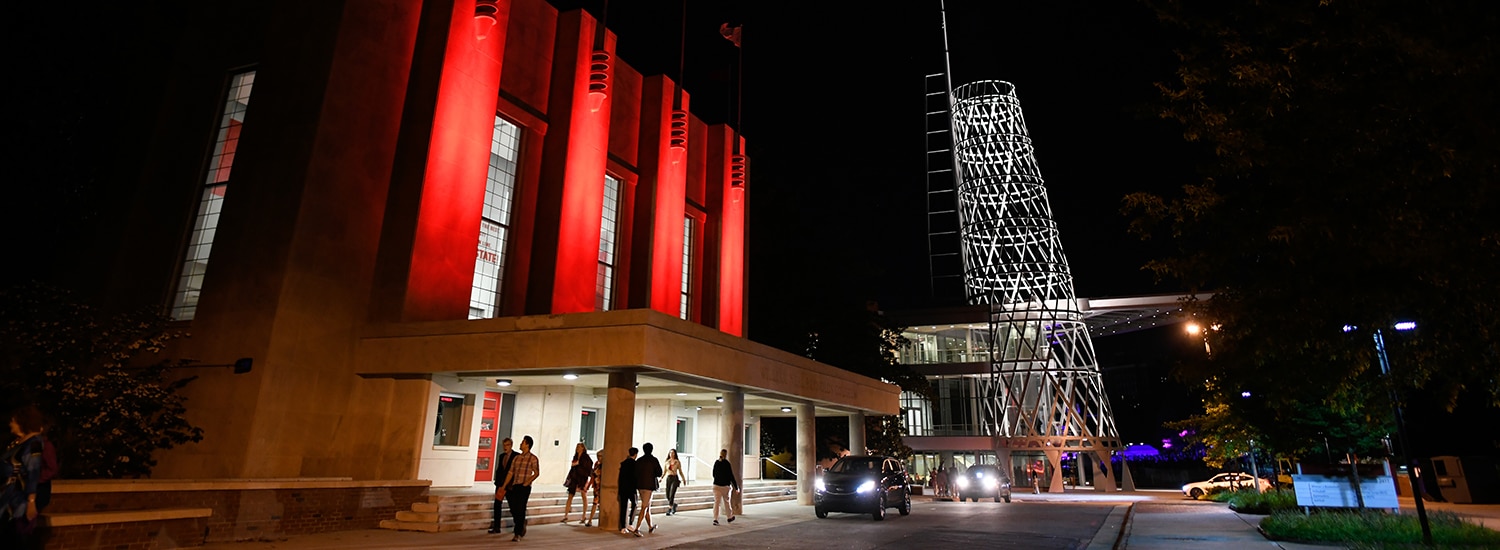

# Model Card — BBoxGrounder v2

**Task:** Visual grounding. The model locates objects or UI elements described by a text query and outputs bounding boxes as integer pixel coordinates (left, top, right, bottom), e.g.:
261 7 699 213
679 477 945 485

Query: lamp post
1247 439 1262 494
1371 324 1432 546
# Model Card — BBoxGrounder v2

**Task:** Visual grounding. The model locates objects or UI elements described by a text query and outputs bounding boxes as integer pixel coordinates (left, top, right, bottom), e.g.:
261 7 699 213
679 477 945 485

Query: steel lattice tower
949 80 1131 492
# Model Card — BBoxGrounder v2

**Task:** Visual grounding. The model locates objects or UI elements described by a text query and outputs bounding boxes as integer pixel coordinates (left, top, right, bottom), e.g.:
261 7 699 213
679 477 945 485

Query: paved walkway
191 490 1499 550
1122 500 1327 550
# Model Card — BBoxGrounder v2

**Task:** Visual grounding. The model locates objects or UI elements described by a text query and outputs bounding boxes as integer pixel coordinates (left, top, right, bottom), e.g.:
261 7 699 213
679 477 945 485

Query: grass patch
1207 487 1297 514
1261 509 1500 548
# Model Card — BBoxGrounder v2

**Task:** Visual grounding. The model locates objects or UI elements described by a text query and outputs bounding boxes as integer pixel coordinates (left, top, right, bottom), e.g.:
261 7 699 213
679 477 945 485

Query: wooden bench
42 507 212 527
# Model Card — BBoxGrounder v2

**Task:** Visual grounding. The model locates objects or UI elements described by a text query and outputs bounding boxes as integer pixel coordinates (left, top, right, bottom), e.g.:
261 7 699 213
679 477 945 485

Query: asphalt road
664 498 1118 550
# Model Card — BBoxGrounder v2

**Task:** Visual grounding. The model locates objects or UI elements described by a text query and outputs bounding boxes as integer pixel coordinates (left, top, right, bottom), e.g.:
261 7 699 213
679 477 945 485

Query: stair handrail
763 456 796 478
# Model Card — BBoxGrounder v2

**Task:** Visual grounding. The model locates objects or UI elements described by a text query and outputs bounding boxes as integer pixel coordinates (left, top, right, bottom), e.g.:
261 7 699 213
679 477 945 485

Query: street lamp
1185 322 1213 355
1371 322 1432 546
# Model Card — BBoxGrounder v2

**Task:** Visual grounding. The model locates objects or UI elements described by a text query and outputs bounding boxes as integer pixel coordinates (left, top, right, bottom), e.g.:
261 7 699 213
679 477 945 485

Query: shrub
1262 509 1500 548
0 283 204 478
1222 488 1297 514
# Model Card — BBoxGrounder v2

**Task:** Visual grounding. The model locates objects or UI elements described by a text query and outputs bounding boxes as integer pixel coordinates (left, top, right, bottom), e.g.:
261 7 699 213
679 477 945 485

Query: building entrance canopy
355 308 899 417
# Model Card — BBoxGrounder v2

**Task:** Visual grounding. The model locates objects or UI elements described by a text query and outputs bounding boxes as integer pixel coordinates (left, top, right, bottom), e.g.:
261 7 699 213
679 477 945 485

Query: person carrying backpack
2 405 47 548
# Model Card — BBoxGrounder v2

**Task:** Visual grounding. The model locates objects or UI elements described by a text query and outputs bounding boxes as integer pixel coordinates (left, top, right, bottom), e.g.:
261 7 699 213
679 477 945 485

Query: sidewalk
1121 500 1332 550
1119 494 1500 549
190 490 1500 550
197 499 813 550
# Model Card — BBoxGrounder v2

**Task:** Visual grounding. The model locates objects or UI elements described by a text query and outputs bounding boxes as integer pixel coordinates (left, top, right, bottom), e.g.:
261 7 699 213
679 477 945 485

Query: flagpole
675 0 686 110
939 0 955 98
735 25 743 155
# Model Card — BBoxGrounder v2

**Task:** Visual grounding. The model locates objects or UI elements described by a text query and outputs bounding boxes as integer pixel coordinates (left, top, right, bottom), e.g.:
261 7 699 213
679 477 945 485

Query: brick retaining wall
41 478 431 549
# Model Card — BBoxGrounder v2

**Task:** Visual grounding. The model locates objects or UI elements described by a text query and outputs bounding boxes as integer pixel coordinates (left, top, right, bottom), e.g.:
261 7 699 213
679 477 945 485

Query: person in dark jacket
630 442 663 535
712 448 739 525
562 442 592 524
617 447 638 533
489 438 519 534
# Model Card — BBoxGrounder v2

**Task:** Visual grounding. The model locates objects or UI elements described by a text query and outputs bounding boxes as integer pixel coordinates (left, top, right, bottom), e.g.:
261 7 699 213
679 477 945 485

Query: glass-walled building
891 297 1196 489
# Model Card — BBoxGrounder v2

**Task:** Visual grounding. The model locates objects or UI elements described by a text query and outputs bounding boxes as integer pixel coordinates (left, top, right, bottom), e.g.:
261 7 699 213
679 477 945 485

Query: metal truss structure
948 80 1132 492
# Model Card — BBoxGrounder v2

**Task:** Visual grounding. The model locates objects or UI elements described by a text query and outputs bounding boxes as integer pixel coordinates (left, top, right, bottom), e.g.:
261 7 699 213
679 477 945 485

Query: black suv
814 455 912 520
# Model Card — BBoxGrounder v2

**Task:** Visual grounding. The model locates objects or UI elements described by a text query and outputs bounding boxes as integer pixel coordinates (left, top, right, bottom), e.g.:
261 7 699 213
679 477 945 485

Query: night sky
6 0 1201 317
555 1 1202 321
5 1 1206 443
562 0 1207 444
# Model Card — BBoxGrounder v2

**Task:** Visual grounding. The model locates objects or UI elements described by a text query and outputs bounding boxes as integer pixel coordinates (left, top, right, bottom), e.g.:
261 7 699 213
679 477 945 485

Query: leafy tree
0 283 204 478
800 300 930 459
1128 0 1500 459
863 414 914 459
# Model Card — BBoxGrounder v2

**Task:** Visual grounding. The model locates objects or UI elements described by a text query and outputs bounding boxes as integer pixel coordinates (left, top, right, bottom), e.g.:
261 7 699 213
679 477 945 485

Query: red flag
719 23 742 48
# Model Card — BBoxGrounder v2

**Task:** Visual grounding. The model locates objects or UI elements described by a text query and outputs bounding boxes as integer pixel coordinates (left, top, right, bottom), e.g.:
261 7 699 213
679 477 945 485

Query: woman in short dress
561 442 592 524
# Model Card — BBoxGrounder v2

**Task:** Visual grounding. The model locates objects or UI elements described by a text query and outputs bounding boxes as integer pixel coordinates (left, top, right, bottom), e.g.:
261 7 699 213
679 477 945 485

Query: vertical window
679 216 694 320
596 175 623 310
675 417 690 453
433 393 472 446
579 408 598 449
469 117 522 319
170 70 256 321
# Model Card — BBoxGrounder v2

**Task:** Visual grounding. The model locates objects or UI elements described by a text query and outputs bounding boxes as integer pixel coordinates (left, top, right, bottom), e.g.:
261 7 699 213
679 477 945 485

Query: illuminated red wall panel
633 77 690 315
401 0 512 321
705 126 747 336
531 11 616 314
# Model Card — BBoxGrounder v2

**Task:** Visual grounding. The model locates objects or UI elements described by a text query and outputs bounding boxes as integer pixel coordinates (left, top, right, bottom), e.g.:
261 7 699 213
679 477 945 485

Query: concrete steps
379 480 797 533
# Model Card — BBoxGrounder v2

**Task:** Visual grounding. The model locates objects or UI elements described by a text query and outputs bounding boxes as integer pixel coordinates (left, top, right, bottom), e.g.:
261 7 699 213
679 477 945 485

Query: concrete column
796 403 816 505
1044 450 1065 493
599 372 636 531
1092 450 1116 492
721 390 744 514
848 412 866 456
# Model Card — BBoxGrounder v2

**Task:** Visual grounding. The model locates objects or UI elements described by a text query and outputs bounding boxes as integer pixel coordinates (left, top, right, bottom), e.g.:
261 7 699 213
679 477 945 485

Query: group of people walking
489 438 740 542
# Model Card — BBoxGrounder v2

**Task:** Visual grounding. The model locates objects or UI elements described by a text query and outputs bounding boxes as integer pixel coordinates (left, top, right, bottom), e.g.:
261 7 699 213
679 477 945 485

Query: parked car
814 455 912 520
953 464 1012 502
1181 472 1273 497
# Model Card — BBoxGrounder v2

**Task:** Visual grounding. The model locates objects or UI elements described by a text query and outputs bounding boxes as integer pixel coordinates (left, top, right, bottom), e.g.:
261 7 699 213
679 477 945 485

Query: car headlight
815 479 826 492
955 477 969 490
983 477 999 488
856 480 876 494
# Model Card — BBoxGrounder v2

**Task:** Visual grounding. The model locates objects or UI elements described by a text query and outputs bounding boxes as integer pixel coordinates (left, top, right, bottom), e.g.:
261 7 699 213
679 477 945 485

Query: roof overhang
887 292 1213 338
354 309 900 416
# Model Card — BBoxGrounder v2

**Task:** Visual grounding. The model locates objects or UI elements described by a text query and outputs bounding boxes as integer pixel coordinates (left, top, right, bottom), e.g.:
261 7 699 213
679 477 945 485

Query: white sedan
1181 473 1272 497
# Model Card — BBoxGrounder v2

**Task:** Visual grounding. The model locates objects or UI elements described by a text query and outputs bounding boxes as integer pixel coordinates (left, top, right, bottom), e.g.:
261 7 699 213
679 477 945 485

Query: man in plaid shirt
502 435 540 542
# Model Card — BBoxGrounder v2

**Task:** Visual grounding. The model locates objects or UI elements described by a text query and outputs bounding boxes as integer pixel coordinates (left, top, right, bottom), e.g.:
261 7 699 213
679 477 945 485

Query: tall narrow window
595 175 623 310
679 216 694 320
468 117 523 319
579 408 598 449
170 70 256 321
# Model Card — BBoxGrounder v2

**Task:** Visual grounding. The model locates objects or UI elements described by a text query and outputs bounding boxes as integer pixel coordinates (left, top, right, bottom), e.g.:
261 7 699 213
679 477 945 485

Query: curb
1086 503 1133 550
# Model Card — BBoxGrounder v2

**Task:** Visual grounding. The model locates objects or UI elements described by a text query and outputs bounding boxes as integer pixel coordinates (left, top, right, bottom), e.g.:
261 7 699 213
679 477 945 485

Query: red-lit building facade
96 0 896 530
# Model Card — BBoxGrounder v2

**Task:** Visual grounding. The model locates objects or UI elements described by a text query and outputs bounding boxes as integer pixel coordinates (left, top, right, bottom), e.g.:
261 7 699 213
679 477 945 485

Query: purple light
1394 321 1417 331
1241 391 1252 398
1178 430 1190 438
1342 324 1357 333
